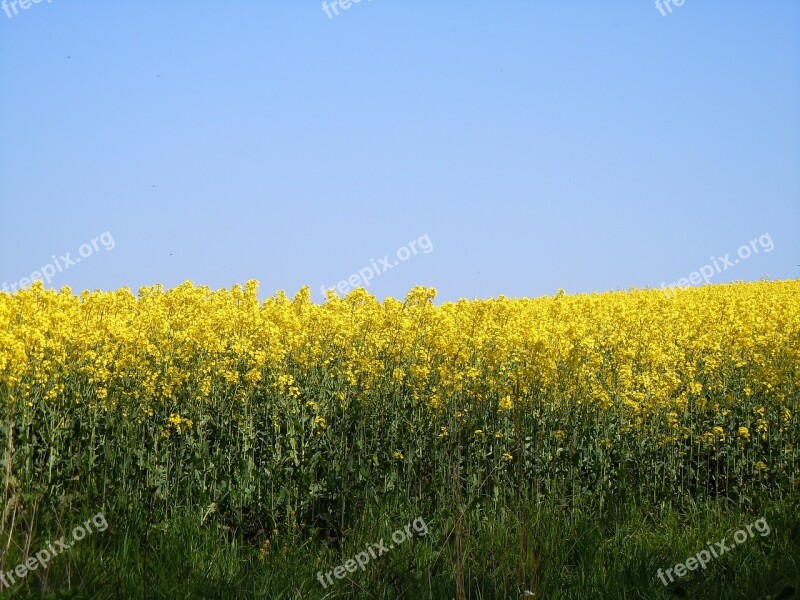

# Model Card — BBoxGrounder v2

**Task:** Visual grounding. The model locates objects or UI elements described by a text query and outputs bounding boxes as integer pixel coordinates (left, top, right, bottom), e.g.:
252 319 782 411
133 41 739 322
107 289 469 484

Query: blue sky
1 1 798 302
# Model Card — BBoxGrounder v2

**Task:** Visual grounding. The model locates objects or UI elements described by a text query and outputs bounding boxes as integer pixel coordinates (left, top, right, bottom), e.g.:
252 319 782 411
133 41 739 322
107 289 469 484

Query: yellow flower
474 429 485 437
737 426 751 442
755 461 767 471
498 396 513 411
392 451 404 461
164 413 193 435
438 426 449 438
258 539 271 561
501 452 513 462
667 412 679 429
314 415 327 429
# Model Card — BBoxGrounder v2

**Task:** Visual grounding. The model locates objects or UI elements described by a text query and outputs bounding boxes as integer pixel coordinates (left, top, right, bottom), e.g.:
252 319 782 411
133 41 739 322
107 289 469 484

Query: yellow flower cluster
2 280 798 415
162 413 193 438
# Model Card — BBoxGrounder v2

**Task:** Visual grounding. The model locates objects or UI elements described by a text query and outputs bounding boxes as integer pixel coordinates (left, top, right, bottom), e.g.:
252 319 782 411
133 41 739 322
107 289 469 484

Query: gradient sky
1 1 798 302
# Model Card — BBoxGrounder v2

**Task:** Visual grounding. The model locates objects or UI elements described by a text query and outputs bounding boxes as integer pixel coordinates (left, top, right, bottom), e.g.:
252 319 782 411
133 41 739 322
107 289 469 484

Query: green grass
2 493 798 599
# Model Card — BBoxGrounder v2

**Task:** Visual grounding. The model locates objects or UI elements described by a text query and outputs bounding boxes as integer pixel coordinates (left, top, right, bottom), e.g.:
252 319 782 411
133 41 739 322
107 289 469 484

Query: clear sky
1 1 798 302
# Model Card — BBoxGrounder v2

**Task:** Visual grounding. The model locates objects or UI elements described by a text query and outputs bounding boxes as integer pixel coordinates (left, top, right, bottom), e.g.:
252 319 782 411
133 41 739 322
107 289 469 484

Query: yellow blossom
498 396 513 411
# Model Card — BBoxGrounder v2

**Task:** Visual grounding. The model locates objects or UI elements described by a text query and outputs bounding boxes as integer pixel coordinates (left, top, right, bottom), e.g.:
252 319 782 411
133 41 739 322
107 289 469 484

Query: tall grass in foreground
3 495 799 598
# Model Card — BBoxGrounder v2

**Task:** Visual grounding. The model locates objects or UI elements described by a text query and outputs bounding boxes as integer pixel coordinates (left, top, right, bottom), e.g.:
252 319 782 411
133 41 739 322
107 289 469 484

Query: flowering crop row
1 280 798 542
